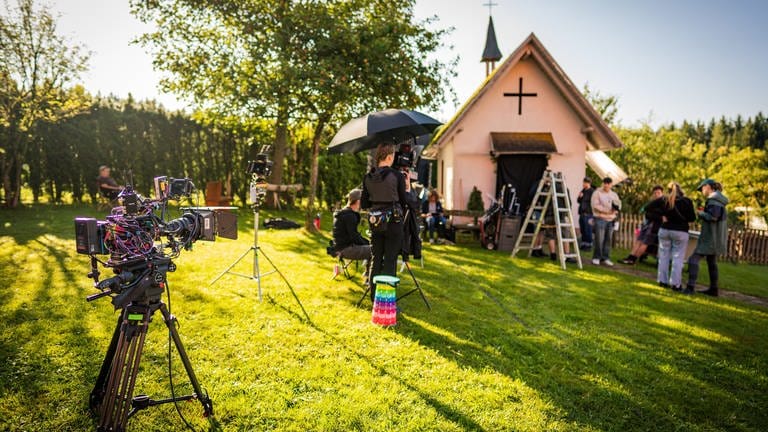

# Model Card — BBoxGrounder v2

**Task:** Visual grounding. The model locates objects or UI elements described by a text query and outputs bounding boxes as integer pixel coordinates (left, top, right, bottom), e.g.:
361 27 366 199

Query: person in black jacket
332 189 371 261
656 182 696 291
619 185 665 264
361 143 408 301
576 177 595 249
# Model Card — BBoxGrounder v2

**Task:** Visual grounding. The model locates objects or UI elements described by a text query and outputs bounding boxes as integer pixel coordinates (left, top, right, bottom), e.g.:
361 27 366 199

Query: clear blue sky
50 0 768 128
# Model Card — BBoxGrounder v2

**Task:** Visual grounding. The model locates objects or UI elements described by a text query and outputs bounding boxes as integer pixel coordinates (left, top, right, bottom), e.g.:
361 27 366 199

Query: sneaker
565 257 577 264
671 285 683 292
592 258 600 265
332 264 341 279
682 287 695 295
531 249 545 257
429 238 435 244
550 253 557 261
699 288 718 297
602 259 614 267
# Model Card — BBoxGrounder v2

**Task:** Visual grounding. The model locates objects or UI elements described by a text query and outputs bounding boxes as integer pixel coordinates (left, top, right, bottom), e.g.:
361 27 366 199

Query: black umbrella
328 108 442 154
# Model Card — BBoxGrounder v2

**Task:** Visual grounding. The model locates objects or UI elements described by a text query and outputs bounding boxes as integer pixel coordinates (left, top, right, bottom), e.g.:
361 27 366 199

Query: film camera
393 142 415 169
74 176 233 429
75 177 237 306
247 146 273 205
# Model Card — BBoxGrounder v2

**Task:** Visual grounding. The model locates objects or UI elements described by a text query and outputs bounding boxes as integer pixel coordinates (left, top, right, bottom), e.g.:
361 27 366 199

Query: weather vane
483 1 499 15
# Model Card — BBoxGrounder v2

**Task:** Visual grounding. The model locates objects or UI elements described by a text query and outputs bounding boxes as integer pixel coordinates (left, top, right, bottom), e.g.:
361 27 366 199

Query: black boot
550 253 557 261
682 285 695 295
699 287 719 297
531 249 545 257
619 255 637 265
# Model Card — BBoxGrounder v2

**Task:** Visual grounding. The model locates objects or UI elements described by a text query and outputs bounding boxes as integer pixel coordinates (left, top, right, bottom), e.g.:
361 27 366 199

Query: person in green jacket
685 179 729 296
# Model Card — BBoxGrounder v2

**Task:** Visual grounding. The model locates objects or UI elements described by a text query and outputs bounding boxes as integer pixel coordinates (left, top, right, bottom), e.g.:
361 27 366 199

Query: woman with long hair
361 143 408 301
656 182 696 291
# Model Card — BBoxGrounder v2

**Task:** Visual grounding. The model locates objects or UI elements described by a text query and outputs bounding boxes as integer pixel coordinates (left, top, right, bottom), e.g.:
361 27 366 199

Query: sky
47 0 768 128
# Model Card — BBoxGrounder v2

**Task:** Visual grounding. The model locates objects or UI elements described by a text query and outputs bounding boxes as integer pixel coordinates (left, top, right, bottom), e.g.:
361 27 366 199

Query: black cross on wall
503 77 538 115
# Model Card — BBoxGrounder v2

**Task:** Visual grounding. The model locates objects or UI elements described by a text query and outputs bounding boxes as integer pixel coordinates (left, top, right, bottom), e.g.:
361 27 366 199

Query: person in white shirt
590 177 621 266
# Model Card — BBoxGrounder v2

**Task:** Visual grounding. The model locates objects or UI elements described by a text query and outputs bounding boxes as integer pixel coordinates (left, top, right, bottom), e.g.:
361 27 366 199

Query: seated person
421 189 446 243
331 189 371 261
96 165 123 200
619 185 664 264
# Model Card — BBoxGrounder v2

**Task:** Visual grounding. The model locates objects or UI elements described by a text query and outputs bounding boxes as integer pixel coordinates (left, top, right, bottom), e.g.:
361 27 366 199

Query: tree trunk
305 115 328 231
266 107 289 208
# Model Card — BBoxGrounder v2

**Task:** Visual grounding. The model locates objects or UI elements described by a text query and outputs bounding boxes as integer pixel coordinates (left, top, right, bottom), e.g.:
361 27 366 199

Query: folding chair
332 255 355 280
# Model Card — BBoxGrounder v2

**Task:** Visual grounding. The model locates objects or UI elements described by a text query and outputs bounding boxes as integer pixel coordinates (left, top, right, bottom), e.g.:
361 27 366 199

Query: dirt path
606 262 768 308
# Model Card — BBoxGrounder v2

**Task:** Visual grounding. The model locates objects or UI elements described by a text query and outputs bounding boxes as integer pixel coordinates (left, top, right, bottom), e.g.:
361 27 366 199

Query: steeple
481 3 502 77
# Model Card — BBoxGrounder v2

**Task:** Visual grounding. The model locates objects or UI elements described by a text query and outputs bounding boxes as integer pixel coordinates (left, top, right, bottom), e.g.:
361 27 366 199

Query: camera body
75 176 237 264
247 153 273 180
393 142 414 169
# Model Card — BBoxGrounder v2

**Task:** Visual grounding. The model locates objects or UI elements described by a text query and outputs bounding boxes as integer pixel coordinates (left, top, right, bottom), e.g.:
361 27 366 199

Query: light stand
209 174 308 320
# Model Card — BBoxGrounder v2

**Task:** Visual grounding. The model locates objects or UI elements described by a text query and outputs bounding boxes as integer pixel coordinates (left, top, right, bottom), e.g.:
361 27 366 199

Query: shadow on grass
380 244 768 431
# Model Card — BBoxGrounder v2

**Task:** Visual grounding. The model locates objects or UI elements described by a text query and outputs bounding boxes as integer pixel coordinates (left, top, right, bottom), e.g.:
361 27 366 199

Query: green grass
1 205 767 431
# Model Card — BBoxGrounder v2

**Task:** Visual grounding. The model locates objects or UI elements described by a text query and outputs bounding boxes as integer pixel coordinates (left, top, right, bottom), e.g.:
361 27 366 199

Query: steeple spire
481 3 502 77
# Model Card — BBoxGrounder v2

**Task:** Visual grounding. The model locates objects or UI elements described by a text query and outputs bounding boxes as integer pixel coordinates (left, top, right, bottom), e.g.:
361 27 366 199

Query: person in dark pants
577 176 595 250
332 188 371 261
685 179 729 296
361 143 408 301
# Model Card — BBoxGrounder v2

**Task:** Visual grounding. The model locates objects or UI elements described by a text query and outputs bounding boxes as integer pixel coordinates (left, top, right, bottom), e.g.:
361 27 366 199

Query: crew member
361 143 408 301
97 165 122 200
332 189 371 261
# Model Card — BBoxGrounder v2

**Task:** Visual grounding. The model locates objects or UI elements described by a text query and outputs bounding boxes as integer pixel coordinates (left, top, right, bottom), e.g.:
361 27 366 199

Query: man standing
332 189 371 262
590 177 621 266
577 176 595 250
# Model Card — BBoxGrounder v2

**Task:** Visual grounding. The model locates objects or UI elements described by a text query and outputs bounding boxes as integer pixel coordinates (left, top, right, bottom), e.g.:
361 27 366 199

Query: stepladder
511 170 582 269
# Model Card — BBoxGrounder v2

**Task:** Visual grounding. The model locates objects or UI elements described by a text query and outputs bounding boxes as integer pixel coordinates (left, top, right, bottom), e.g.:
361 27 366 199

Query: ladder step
563 253 580 259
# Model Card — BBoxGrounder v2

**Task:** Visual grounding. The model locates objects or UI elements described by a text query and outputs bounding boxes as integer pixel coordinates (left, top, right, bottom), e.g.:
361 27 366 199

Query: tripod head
87 255 174 309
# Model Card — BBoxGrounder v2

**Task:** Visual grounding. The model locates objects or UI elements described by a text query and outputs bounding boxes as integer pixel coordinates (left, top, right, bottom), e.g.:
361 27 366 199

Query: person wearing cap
331 189 371 262
576 176 595 250
684 179 729 296
590 177 621 266
96 165 122 200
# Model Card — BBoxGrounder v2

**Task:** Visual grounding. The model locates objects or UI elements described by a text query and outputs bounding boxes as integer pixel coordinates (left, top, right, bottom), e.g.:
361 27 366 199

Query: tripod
209 189 308 320
89 259 212 431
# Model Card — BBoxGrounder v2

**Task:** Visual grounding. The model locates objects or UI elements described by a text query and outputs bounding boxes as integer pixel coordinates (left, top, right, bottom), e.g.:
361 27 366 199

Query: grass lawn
1 205 767 431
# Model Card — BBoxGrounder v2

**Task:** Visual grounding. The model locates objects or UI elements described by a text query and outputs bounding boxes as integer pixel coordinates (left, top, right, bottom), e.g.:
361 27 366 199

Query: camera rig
74 176 237 431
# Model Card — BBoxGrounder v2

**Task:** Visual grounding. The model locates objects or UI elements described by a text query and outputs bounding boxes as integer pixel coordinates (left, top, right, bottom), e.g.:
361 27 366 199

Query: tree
130 0 456 223
583 83 619 126
0 0 89 207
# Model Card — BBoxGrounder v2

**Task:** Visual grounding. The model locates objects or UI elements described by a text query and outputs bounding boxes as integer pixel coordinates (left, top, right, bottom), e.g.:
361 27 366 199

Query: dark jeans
579 214 593 244
592 219 613 261
425 214 446 239
687 253 719 289
369 220 404 301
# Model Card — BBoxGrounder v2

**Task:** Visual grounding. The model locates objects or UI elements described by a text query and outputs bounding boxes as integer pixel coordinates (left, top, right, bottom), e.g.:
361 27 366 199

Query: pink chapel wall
442 58 590 220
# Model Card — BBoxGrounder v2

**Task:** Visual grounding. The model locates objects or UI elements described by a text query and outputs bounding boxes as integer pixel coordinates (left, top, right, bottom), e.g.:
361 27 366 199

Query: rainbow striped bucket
371 275 399 326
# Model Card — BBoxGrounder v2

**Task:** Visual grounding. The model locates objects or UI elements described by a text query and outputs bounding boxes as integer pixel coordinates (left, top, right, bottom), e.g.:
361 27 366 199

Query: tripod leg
158 303 214 417
209 246 254 286
97 306 150 431
90 313 123 412
257 248 310 321
396 262 431 310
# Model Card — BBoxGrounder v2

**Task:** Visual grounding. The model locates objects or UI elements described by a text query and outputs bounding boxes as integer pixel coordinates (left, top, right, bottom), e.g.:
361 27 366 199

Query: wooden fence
613 213 768 265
